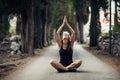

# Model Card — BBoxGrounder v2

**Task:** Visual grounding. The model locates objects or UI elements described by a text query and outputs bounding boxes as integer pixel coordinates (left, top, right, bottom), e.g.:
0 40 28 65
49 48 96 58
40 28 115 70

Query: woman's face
62 34 69 44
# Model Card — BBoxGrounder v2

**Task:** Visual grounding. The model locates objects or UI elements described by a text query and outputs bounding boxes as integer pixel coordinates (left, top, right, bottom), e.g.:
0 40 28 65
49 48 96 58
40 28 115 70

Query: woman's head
62 31 70 44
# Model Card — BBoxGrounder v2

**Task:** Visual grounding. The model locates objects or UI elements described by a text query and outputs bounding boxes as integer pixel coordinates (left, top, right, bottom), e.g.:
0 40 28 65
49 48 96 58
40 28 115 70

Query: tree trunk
89 0 99 47
76 22 80 42
21 10 28 53
78 21 84 43
45 6 49 46
0 14 9 40
41 9 47 47
39 21 44 48
34 7 43 49
47 25 51 45
27 0 34 55
21 0 34 55
16 14 21 34
44 22 47 46
53 28 56 42
33 7 38 48
114 0 118 25
76 14 84 43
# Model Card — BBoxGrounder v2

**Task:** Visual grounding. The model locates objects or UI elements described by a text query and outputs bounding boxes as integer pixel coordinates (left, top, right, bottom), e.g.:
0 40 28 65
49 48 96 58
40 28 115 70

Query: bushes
113 24 120 33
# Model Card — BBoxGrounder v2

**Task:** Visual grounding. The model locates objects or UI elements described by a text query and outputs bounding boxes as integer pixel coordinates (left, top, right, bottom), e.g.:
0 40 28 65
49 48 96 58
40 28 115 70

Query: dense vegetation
0 0 119 54
113 0 120 33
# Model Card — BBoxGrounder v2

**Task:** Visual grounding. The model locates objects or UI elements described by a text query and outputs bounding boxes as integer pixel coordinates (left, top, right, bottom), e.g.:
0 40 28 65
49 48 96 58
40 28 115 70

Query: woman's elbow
56 32 59 35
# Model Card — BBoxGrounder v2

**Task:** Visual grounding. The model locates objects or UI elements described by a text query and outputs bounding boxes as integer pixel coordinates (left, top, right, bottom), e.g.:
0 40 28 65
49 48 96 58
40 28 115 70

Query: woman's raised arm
56 17 66 48
65 17 75 48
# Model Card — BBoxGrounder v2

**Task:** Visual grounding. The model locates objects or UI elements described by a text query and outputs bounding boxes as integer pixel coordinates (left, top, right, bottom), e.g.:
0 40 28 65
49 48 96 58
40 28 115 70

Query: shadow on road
75 70 92 73
55 70 93 73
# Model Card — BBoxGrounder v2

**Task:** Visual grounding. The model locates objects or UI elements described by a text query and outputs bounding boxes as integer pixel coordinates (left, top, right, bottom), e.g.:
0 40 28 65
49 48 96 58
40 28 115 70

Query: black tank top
59 42 73 67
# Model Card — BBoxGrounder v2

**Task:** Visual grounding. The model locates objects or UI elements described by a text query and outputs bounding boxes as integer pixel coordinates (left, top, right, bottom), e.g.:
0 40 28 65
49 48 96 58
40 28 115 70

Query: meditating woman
50 16 82 72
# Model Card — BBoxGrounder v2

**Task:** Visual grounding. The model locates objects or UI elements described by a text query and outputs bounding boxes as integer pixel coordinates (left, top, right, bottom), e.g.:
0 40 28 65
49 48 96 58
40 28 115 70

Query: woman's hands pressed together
63 16 68 25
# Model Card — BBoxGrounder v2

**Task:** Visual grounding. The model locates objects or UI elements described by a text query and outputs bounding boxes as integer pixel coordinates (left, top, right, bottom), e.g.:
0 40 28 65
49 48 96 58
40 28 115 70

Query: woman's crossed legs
50 59 82 72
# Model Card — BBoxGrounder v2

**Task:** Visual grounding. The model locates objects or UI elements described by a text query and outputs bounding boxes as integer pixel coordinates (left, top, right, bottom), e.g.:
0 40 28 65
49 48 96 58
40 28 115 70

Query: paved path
3 43 120 80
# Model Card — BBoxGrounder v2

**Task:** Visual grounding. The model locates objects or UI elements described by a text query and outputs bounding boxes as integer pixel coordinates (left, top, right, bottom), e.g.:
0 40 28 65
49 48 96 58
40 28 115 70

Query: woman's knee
49 59 55 64
49 59 57 65
76 60 82 65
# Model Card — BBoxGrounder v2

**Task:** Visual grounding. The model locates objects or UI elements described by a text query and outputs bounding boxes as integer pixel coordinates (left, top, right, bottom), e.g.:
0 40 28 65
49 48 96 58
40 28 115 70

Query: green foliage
0 15 9 40
99 0 108 11
0 0 23 40
100 32 109 37
9 26 16 36
112 0 120 33
34 0 48 9
113 24 120 33
72 0 90 24
48 0 75 29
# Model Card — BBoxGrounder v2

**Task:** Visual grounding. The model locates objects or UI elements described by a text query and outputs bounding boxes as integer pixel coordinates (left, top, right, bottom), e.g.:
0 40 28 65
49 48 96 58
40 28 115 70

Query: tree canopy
1 0 118 54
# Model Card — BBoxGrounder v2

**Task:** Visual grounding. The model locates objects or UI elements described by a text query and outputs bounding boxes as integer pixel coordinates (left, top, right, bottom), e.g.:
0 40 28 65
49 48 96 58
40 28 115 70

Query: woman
50 16 82 72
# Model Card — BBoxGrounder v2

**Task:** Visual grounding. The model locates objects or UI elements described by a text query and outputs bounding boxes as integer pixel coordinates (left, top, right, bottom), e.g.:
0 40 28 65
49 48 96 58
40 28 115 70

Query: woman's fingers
63 16 66 24
64 16 67 24
63 16 69 25
65 16 68 25
64 16 66 20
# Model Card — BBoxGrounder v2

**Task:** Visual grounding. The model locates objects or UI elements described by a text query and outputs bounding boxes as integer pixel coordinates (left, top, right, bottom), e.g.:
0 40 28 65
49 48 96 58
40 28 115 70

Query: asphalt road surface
3 43 120 80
